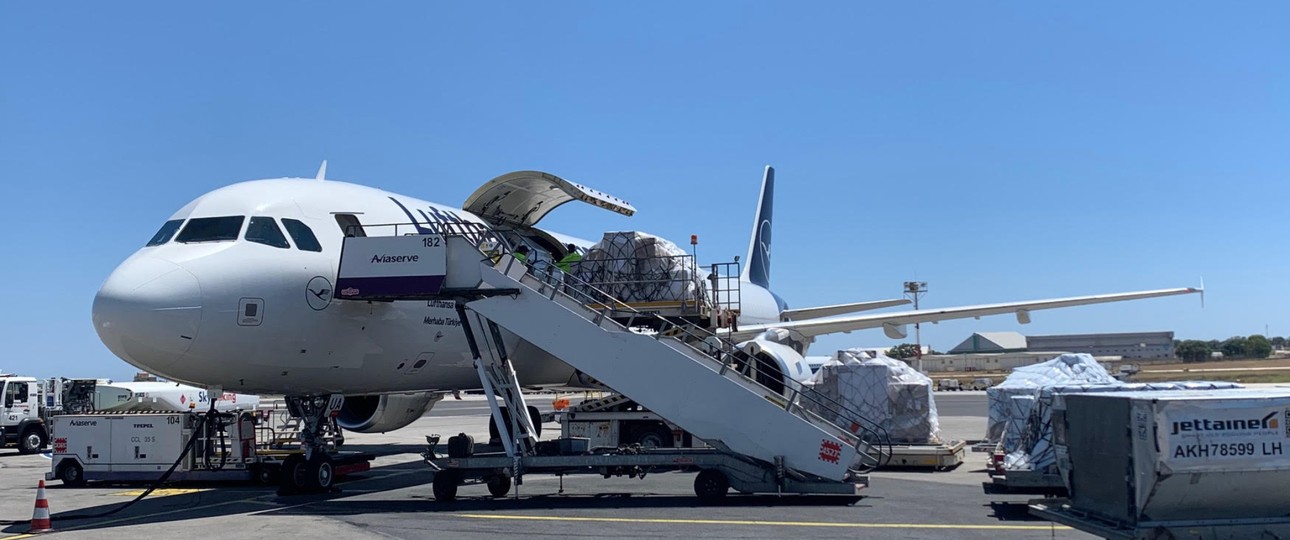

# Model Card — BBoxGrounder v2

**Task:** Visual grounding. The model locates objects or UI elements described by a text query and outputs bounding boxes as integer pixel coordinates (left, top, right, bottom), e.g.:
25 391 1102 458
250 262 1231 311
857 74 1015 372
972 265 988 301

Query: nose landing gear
279 394 345 493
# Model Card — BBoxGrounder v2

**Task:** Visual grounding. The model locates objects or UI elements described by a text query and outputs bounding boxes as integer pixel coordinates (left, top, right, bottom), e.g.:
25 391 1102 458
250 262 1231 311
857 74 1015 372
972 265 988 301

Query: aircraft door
334 214 367 237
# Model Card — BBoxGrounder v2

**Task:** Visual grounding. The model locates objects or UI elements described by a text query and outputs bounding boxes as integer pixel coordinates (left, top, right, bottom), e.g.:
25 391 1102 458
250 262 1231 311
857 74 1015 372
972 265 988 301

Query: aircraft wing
779 298 911 321
725 287 1201 342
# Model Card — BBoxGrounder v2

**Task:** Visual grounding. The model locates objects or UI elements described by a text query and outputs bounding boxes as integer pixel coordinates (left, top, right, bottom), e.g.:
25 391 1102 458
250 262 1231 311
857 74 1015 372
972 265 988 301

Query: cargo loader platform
885 440 965 470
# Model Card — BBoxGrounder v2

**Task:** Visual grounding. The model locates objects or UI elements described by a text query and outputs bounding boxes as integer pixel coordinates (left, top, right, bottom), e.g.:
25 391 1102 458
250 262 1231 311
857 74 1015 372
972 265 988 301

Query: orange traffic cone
29 479 53 533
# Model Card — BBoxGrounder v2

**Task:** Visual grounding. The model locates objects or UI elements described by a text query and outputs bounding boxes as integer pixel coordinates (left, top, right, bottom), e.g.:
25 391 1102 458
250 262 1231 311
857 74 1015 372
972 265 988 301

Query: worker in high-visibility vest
556 243 582 273
513 244 530 264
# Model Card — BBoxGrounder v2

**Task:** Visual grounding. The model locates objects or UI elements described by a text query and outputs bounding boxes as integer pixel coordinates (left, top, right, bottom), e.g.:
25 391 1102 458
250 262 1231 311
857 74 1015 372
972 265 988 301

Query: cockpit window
175 216 245 243
282 219 322 252
145 219 184 246
245 217 290 249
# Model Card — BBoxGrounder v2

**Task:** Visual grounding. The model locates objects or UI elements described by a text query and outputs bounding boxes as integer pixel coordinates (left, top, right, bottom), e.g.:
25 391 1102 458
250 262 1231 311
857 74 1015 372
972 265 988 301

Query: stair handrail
351 220 892 472
519 258 892 471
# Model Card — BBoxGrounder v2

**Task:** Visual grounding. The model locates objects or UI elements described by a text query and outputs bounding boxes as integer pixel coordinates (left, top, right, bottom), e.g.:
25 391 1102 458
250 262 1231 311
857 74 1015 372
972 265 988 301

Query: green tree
1246 334 1273 359
886 343 921 359
1175 340 1212 362
1272 336 1286 348
1221 336 1249 359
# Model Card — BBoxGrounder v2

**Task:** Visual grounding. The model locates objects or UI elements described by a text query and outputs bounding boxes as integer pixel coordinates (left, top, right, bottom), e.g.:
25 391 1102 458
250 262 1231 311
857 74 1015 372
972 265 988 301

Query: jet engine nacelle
737 331 817 395
336 392 444 433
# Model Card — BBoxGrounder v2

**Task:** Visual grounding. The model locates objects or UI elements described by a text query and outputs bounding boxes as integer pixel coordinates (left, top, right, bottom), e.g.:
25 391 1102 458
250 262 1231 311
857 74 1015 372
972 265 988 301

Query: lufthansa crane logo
306 276 333 311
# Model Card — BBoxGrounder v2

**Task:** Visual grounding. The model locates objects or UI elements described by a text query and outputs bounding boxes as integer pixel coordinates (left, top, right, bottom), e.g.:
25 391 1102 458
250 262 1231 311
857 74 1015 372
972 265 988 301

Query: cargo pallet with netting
561 231 741 331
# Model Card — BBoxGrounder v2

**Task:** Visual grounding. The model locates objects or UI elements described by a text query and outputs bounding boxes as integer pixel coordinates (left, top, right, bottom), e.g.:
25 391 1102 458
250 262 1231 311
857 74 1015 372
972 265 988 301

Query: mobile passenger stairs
334 223 892 502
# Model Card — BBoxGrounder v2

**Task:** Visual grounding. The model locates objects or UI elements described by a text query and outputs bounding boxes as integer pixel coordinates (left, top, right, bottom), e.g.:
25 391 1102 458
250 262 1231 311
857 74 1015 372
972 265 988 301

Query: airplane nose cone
93 257 202 372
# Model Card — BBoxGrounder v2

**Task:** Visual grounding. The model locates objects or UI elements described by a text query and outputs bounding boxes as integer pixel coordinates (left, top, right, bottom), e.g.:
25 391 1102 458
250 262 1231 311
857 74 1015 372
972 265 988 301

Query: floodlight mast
904 281 928 372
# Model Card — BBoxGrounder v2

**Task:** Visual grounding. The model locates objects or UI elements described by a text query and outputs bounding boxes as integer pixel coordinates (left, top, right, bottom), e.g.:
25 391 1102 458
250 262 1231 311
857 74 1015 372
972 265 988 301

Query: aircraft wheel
694 469 728 503
486 474 511 498
528 406 543 438
282 455 308 490
432 470 459 502
488 407 543 443
307 455 334 491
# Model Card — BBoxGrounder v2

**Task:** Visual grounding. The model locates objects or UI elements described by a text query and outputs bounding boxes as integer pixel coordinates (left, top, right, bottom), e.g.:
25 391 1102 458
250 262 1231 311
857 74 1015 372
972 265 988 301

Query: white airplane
91 164 1198 456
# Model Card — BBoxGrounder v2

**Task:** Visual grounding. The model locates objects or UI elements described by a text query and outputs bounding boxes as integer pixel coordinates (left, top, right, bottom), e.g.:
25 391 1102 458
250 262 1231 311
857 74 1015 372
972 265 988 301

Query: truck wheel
486 475 511 498
629 423 673 448
58 461 86 487
432 470 459 502
18 428 46 454
694 469 728 502
307 455 335 491
255 464 280 485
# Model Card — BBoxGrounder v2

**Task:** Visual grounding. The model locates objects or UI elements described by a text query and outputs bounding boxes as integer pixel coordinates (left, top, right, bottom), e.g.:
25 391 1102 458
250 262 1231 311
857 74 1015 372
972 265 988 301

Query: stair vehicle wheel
486 474 512 498
57 460 86 487
18 427 46 454
307 455 334 490
694 469 729 502
432 470 459 502
629 423 673 448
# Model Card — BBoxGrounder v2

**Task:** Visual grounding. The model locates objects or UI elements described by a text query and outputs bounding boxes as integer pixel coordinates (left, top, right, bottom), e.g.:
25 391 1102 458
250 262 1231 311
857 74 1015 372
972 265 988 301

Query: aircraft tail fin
741 166 774 288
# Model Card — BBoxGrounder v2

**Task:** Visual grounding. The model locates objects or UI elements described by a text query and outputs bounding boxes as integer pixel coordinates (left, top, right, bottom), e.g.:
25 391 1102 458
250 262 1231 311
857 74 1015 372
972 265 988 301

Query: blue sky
2 3 1287 380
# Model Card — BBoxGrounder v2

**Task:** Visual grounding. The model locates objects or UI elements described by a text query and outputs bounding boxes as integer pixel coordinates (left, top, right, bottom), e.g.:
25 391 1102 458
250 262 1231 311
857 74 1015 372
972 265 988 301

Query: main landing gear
280 395 345 493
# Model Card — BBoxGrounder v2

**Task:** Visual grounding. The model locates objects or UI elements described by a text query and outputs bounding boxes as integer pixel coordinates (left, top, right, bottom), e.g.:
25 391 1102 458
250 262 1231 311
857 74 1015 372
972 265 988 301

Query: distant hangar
917 330 1174 372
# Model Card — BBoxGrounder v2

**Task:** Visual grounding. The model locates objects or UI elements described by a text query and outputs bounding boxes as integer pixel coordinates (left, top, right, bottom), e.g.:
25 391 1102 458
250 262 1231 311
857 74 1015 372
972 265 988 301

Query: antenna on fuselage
315 160 328 181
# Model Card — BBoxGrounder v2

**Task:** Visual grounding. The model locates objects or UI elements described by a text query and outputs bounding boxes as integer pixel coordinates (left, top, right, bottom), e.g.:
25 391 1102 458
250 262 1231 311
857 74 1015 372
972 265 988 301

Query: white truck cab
1 374 49 453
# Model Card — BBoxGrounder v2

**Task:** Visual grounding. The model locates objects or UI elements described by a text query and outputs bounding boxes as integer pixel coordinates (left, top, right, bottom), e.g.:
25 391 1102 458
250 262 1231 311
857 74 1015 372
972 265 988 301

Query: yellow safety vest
556 252 582 272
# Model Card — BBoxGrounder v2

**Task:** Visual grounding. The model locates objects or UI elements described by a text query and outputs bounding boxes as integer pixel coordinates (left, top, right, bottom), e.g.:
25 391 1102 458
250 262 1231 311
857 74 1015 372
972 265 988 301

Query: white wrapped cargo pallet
808 352 941 444
1000 395 1035 455
985 353 1115 444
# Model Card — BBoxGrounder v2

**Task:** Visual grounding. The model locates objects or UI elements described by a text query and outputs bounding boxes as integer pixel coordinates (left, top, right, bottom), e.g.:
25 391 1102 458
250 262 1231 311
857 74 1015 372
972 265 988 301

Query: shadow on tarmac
2 459 866 535
985 501 1050 522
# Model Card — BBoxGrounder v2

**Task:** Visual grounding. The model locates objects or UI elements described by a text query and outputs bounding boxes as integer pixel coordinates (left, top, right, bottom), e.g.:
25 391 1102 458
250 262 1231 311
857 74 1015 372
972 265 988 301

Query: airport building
1027 331 1174 359
918 351 1065 373
916 330 1175 372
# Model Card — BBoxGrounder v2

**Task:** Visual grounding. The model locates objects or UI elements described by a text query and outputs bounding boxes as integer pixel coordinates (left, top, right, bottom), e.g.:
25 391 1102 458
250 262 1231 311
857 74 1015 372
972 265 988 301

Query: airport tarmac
0 392 1092 539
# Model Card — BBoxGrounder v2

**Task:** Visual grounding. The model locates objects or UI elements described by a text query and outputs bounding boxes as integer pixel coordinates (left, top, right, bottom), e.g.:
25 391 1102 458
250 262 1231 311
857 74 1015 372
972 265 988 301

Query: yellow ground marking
4 468 428 538
453 513 1070 531
112 488 211 497
0 462 429 540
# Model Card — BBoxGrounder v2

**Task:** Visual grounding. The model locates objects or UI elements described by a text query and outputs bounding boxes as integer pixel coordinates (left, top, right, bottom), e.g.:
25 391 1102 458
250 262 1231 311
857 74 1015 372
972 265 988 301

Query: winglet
1198 277 1205 309
315 160 328 181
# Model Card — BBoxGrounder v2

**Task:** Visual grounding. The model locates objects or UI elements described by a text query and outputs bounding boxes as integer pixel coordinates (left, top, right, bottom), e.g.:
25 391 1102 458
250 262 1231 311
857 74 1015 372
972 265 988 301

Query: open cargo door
463 171 635 227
